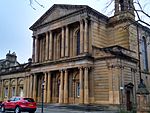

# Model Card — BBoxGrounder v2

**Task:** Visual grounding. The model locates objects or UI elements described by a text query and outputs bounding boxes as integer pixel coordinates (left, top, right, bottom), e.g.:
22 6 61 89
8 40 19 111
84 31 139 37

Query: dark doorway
126 90 132 110
125 83 134 111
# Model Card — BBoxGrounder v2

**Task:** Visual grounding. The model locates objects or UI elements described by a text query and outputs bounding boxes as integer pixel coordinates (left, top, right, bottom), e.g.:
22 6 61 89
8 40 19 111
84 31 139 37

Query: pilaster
80 20 84 53
33 74 37 101
79 67 84 104
45 32 49 61
49 31 53 60
1 80 4 100
84 67 89 104
47 72 52 103
15 78 18 96
32 36 35 63
44 72 48 103
84 19 88 53
35 35 39 63
59 70 64 103
64 70 68 103
65 26 69 57
30 75 33 98
61 27 65 57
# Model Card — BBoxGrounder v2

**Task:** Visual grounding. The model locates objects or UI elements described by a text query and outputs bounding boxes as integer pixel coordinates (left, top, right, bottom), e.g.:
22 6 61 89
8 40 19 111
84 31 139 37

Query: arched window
76 82 80 97
141 36 148 71
76 31 80 55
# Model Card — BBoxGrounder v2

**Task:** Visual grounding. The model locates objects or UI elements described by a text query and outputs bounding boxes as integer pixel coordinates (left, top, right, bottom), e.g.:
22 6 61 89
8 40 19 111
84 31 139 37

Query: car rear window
23 98 35 102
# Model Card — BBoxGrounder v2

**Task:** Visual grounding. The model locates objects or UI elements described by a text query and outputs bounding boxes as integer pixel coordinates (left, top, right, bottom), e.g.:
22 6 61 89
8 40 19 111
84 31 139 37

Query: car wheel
1 105 5 112
14 106 21 113
29 111 35 113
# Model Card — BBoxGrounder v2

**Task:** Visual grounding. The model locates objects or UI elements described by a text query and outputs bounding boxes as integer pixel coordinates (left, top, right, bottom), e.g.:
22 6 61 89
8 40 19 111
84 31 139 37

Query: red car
1 97 36 113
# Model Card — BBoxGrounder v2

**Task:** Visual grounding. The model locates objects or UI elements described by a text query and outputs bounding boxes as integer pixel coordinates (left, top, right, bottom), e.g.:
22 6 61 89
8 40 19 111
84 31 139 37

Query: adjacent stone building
0 0 150 111
0 52 31 101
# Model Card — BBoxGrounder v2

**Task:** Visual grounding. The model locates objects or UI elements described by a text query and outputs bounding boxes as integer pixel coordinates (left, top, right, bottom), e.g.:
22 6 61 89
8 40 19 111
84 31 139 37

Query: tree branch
29 0 44 10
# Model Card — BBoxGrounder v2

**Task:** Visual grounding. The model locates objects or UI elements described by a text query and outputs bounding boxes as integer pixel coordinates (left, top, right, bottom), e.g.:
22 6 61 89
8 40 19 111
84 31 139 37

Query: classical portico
32 19 90 63
29 54 92 104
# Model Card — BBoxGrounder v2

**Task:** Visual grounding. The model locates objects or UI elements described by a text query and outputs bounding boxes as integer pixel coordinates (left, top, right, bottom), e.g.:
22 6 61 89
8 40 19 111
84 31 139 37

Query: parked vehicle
1 97 36 113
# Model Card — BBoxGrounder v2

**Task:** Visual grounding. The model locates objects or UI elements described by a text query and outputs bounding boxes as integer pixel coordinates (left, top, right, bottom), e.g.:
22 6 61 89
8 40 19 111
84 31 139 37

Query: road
2 108 118 113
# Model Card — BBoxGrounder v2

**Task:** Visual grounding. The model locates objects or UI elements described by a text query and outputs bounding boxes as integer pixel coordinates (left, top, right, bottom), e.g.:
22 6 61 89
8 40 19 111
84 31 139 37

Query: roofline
29 4 109 31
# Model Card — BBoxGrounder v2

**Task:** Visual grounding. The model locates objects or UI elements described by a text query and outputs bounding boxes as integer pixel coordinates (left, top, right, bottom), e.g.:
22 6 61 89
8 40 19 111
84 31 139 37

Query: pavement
1 104 119 113
35 104 119 113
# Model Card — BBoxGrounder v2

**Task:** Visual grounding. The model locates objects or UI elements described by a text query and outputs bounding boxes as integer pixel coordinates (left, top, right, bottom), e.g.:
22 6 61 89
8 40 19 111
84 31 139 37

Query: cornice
31 54 94 68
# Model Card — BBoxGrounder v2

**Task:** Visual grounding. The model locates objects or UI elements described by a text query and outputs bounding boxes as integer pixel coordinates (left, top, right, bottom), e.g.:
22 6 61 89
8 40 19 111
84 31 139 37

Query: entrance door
126 90 132 111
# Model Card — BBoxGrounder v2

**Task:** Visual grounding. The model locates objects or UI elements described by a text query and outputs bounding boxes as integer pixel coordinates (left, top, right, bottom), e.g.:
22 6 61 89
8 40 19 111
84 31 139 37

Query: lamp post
41 80 44 113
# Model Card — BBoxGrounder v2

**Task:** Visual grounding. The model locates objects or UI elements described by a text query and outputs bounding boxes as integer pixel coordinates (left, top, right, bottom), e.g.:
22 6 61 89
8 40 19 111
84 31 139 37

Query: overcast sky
0 0 149 63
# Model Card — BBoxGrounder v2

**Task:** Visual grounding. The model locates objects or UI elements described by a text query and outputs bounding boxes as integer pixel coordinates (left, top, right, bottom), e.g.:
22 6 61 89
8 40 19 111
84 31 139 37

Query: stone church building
1 0 150 111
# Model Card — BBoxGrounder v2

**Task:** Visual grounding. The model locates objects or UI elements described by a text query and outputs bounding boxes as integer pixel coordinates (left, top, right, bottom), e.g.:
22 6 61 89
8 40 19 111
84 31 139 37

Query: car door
5 97 15 109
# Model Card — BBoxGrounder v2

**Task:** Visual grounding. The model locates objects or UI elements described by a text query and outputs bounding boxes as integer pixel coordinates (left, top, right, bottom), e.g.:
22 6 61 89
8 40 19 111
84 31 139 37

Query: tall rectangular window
12 87 15 96
141 36 148 71
76 82 80 97
5 87 8 97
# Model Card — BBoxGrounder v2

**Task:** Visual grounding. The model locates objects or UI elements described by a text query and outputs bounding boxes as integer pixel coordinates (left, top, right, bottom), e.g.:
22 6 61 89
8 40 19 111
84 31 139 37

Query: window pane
24 98 35 102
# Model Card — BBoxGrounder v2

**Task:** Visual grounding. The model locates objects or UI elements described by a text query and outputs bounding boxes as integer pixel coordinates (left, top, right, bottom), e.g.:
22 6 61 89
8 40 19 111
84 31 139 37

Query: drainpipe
136 24 142 81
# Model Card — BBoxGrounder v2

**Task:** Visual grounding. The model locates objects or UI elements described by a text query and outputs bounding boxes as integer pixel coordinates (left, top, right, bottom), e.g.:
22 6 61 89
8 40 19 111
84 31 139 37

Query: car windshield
23 98 35 102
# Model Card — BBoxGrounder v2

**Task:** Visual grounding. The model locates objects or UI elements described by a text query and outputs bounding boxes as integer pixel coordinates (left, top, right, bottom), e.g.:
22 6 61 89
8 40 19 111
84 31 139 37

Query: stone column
49 31 53 60
64 70 68 103
1 80 4 100
59 70 64 103
8 79 11 98
45 32 49 61
37 77 41 102
42 38 45 61
35 35 39 63
39 39 42 62
65 26 69 57
44 73 48 103
33 74 37 101
24 77 27 97
61 27 65 57
79 67 84 104
84 19 88 53
30 75 33 98
84 67 89 104
80 20 84 53
47 72 52 103
15 79 18 96
32 36 35 63
54 35 56 60
27 76 30 97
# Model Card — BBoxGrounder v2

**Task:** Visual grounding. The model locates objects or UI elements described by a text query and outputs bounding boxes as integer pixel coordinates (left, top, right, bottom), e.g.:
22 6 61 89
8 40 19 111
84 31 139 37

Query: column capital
32 36 36 39
84 17 90 23
59 69 64 72
80 19 83 23
48 30 52 34
62 26 65 30
64 69 68 73
83 66 91 70
33 35 39 39
45 31 49 35
78 66 84 70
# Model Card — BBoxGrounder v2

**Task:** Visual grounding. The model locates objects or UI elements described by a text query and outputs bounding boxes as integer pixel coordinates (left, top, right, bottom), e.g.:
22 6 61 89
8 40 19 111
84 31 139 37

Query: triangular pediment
30 4 87 30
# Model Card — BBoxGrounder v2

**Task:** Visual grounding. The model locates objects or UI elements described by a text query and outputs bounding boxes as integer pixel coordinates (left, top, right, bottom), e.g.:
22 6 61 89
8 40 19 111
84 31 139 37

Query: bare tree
29 0 44 10
101 0 150 27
